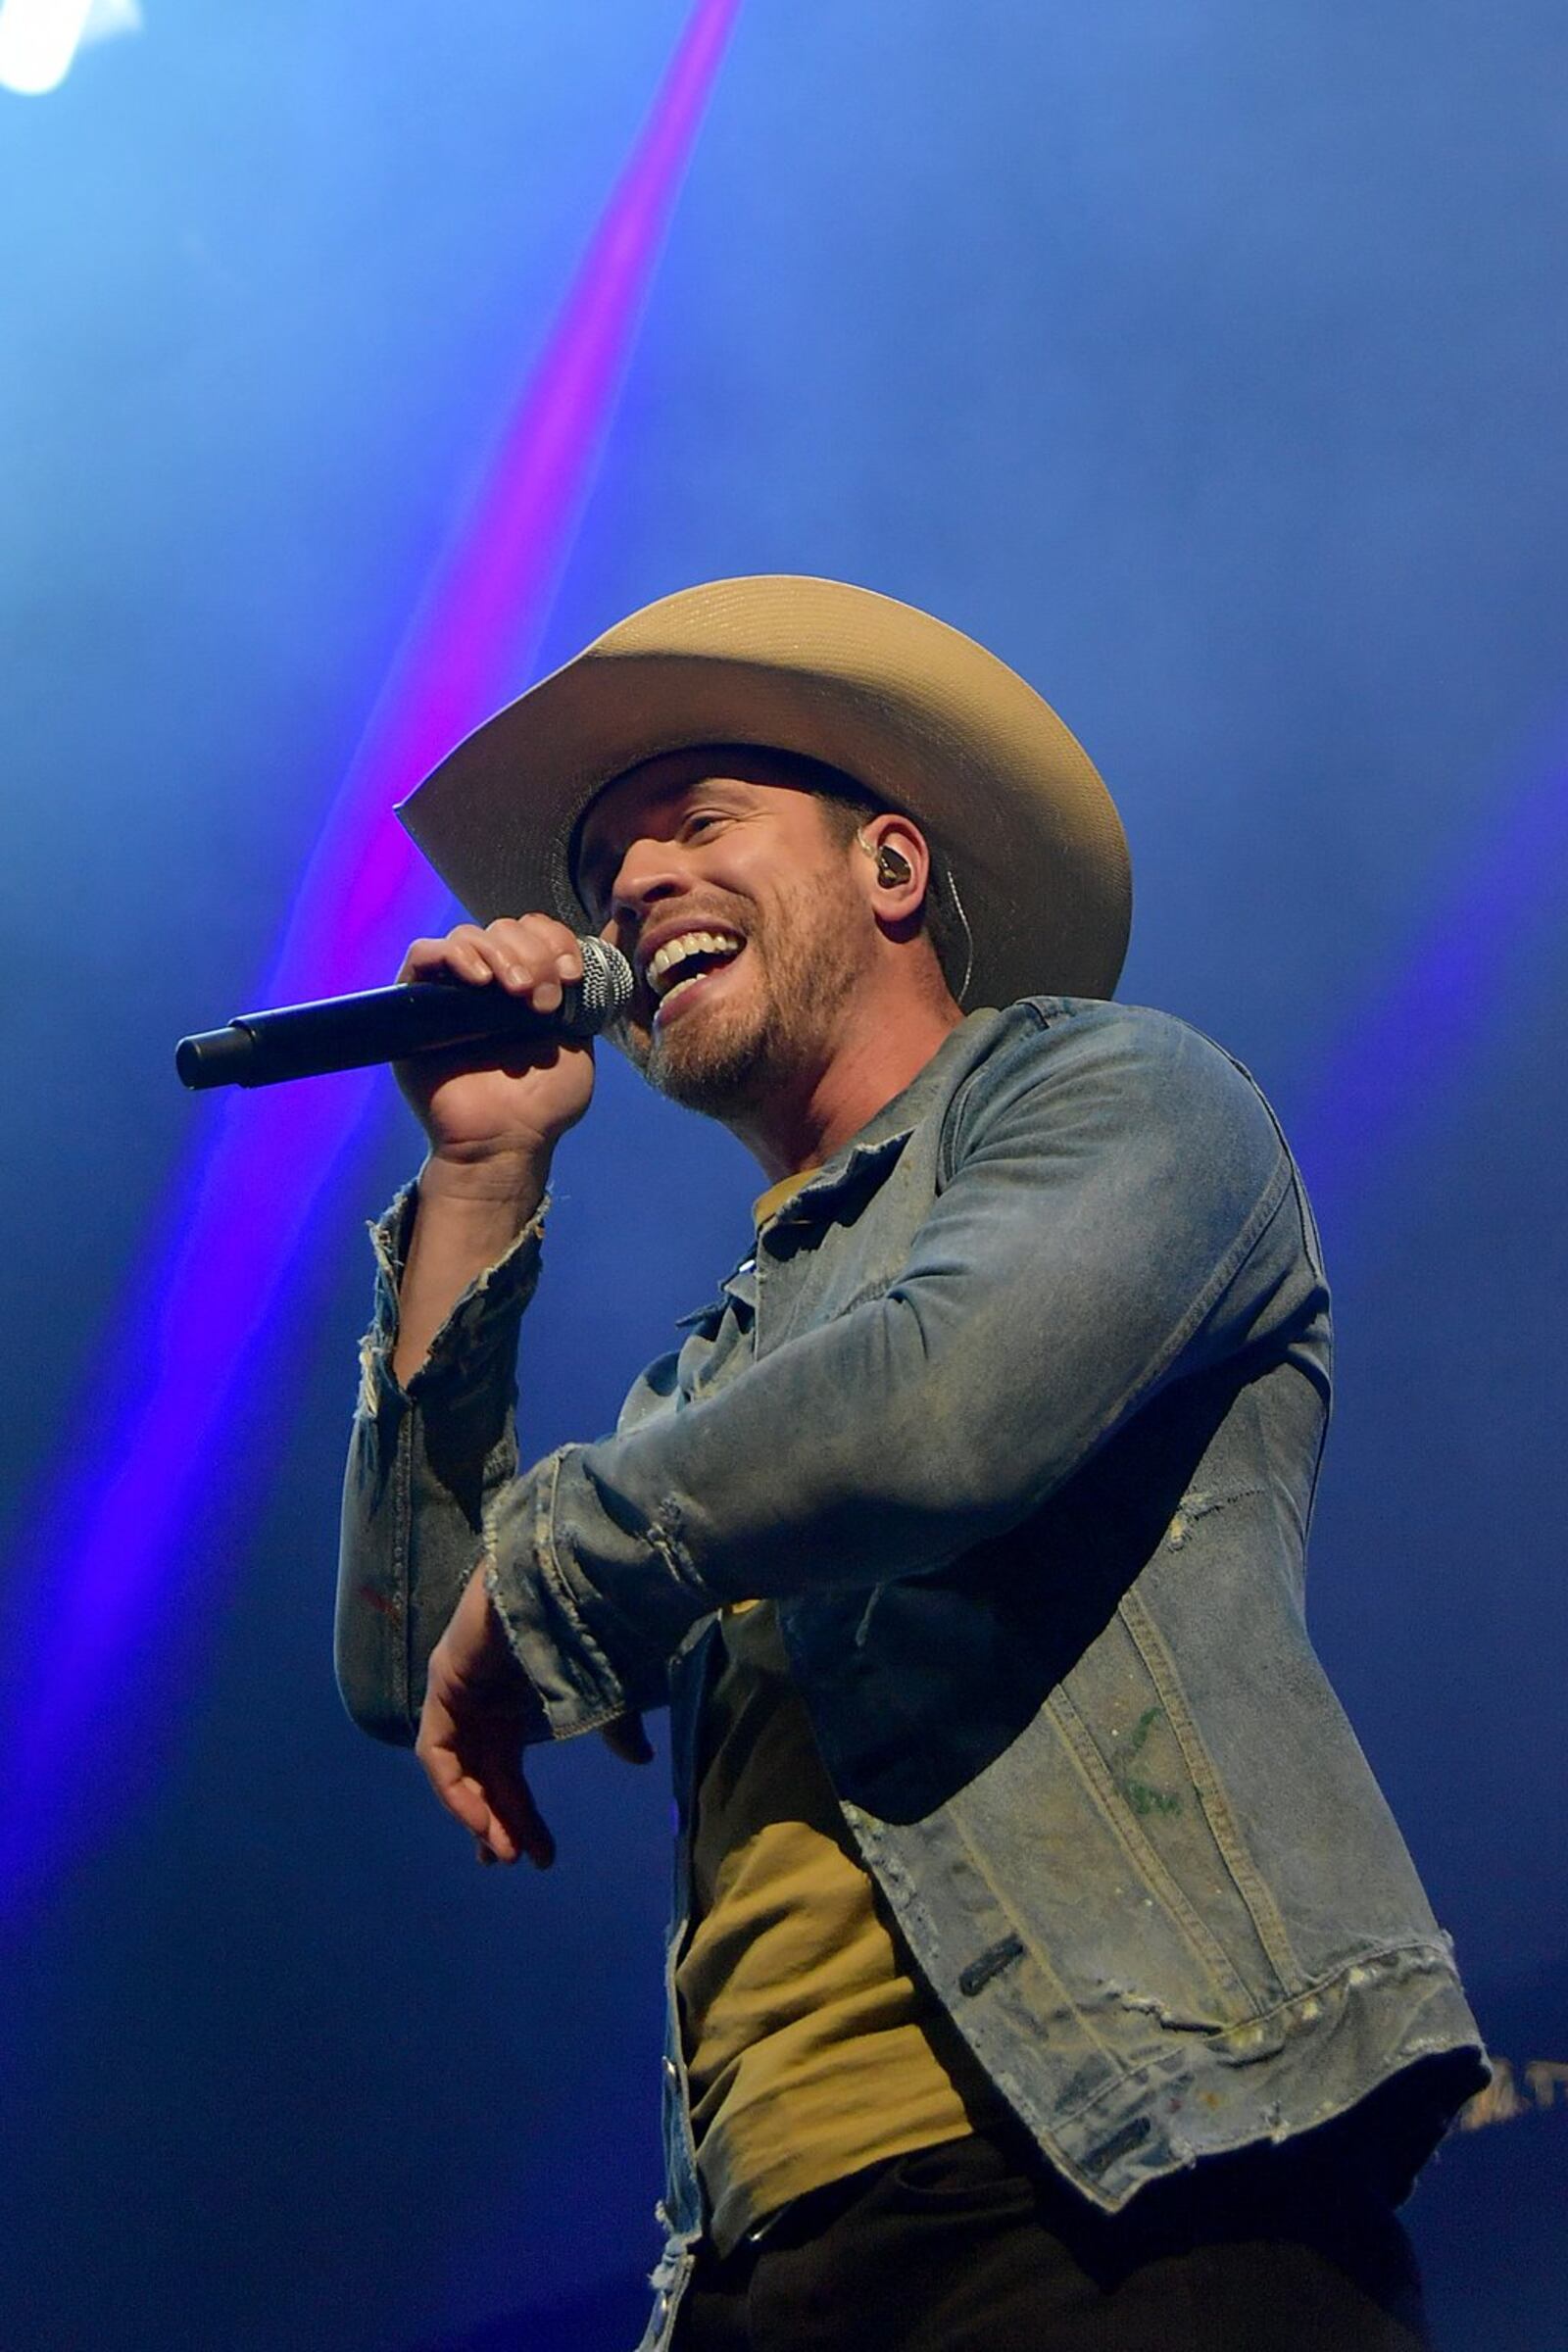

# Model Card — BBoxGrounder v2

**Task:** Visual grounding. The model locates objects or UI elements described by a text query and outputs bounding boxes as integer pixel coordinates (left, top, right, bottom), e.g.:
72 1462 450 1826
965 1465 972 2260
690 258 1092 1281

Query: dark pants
671 2125 1430 2350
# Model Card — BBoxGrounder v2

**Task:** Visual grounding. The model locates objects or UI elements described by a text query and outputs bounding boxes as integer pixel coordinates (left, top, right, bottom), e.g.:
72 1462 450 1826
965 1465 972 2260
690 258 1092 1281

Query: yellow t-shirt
675 1171 999 2254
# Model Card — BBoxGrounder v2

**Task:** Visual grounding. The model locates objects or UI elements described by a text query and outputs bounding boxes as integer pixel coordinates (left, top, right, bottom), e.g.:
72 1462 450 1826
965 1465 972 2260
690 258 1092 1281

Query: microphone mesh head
574 937 635 1030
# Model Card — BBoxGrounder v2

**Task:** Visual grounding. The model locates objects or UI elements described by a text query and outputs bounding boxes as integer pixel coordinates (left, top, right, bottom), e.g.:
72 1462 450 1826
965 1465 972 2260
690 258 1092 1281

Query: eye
681 808 725 840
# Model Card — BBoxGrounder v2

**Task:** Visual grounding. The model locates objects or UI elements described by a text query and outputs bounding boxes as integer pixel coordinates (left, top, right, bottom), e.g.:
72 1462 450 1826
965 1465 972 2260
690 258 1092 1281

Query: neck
726 987 965 1183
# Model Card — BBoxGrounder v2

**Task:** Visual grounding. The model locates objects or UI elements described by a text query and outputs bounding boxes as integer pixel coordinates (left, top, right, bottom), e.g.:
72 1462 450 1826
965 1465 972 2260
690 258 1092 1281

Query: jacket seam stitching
900 1807 1127 2087
1048 1687 1250 2003
1117 1589 1299 1984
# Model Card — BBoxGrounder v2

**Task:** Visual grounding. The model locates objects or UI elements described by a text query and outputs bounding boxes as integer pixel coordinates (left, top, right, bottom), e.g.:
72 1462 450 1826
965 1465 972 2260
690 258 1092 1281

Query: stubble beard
627 869 863 1121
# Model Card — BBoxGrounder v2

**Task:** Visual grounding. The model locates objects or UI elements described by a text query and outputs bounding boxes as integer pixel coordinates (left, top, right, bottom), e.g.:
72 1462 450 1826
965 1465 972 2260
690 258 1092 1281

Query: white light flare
0 0 140 96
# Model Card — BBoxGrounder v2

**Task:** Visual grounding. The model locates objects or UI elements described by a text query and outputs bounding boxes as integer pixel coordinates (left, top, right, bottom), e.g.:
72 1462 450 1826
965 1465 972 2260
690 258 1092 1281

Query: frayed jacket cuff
357 1180 549 1421
485 1449 693 1739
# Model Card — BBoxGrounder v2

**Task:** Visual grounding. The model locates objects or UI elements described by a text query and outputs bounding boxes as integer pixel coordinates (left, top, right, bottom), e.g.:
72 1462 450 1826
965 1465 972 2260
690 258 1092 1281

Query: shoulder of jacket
941 997 1276 1160
980 995 1240 1083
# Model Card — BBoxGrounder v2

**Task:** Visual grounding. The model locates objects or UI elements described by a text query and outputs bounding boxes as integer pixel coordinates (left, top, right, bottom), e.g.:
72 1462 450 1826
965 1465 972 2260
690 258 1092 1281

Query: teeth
659 971 708 1012
646 929 743 999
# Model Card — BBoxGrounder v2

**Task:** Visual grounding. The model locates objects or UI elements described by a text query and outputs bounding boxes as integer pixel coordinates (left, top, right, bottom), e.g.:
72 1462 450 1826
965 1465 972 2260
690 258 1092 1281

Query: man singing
336 576 1486 2349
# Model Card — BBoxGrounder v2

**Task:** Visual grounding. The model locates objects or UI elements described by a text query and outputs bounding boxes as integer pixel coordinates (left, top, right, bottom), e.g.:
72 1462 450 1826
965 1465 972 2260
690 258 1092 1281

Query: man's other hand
416 1567 652 1867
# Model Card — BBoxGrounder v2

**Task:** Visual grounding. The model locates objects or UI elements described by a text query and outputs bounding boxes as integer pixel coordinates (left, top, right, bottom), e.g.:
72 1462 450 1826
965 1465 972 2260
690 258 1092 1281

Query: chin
643 1001 776 1116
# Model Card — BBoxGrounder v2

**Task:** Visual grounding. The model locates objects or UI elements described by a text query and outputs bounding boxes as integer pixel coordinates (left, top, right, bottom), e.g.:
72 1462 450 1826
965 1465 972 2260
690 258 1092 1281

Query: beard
624 868 863 1120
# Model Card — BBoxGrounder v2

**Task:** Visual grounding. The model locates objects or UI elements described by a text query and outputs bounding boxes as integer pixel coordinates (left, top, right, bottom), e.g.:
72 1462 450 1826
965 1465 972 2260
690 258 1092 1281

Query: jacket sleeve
485 1004 1328 1741
333 1183 676 1745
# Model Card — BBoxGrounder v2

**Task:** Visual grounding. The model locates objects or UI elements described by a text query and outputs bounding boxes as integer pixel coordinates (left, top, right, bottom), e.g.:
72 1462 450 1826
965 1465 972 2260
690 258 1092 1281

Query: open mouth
645 928 745 1023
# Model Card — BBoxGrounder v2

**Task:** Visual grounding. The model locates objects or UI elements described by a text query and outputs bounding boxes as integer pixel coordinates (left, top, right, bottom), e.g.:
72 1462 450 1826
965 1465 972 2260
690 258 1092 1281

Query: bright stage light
0 0 140 96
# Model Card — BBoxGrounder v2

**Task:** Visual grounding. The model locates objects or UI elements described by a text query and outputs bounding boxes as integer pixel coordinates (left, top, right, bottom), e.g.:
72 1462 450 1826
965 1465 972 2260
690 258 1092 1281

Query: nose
609 833 698 928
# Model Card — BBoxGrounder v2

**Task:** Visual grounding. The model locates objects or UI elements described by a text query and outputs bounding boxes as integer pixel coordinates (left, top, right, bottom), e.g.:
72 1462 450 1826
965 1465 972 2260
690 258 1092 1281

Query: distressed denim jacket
337 1000 1485 2349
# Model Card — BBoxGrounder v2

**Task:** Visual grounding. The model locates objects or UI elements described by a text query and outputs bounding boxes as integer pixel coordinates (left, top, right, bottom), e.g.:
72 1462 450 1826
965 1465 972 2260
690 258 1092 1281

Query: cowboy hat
397 574 1131 1007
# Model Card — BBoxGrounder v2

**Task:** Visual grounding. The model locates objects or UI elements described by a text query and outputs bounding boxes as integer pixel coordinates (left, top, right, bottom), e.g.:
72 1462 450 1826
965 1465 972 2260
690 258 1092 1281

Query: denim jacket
337 999 1485 2349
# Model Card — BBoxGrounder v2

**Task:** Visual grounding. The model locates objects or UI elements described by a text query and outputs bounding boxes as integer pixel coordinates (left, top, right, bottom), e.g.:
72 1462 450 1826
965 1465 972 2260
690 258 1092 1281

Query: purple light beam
1289 746 1568 1250
0 0 744 1914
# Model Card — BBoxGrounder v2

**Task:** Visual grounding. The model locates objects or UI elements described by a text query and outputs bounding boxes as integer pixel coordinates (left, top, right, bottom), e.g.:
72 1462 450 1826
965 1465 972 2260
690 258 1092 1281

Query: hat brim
397 575 1131 1008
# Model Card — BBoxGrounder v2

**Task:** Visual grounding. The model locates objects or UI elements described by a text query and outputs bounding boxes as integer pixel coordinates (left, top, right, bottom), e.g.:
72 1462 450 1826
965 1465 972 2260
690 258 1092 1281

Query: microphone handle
177 974 617 1092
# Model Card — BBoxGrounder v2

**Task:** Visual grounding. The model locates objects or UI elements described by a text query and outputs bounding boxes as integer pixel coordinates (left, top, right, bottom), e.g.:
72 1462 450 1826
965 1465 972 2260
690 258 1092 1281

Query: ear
854 811 931 931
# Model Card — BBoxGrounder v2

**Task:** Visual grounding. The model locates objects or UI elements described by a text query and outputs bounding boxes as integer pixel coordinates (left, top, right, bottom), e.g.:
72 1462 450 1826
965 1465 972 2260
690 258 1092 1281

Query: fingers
485 1749 557 1870
419 1719 557 1868
600 1710 655 1766
416 1677 556 1870
399 915 584 1007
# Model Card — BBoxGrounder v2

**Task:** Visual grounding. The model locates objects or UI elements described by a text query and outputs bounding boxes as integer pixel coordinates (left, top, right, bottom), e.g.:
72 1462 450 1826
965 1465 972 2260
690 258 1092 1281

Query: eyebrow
572 775 756 914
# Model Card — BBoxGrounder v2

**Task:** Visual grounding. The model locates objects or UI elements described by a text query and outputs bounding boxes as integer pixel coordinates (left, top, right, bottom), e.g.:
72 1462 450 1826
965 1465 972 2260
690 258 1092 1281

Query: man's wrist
389 1155 551 1390
417 1145 552 1221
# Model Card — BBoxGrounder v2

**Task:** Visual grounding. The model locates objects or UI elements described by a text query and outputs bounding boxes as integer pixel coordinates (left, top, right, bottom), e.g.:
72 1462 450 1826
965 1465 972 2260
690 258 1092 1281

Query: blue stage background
1 4 1563 2344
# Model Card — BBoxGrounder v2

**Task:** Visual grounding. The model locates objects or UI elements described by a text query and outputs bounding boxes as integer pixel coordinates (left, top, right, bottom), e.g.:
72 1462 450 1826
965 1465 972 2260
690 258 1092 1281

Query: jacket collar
674 1006 1010 1331
760 1006 1005 1234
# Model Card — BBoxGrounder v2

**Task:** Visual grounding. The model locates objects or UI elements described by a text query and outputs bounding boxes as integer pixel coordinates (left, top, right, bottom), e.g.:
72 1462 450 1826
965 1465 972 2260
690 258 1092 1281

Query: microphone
175 938 634 1091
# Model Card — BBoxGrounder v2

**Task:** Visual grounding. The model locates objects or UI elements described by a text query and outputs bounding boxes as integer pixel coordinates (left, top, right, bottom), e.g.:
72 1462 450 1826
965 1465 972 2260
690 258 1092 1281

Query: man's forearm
480 1006 1317 1739
337 1168 548 1745
392 1152 548 1387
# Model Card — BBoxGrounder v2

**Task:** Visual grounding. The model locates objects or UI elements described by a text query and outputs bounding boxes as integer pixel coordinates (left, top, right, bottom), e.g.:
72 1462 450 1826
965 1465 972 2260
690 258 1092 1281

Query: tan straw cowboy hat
398 575 1132 1008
